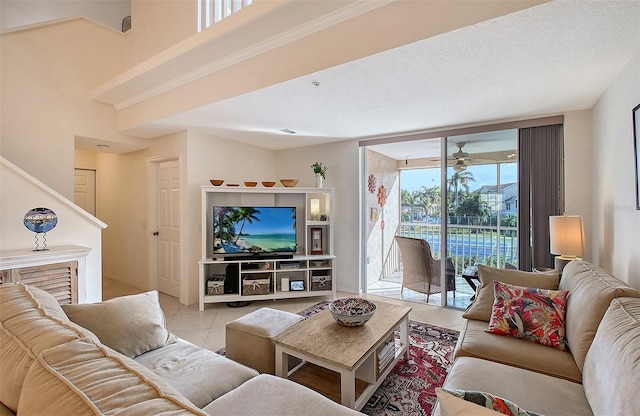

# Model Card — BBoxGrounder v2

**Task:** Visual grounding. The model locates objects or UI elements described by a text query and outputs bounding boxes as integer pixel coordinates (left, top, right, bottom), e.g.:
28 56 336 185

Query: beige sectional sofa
437 260 640 415
0 283 361 415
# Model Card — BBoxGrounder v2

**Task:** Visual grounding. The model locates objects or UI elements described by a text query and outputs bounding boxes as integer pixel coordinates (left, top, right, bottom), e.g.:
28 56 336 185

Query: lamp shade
549 215 584 258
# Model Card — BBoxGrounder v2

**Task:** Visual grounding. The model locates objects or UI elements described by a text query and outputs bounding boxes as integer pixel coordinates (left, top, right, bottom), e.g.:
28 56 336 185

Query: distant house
401 203 426 221
476 182 518 215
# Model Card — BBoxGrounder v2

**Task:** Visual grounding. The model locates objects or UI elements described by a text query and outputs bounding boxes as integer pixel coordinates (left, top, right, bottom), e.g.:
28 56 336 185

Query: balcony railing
392 221 518 278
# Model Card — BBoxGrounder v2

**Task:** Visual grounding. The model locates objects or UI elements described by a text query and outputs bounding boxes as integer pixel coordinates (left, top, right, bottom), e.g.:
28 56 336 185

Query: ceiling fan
450 143 473 172
449 142 495 172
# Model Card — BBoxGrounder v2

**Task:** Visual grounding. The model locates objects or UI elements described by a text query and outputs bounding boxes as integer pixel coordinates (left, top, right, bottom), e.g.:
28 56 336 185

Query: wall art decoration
368 174 377 193
377 185 387 206
370 207 379 221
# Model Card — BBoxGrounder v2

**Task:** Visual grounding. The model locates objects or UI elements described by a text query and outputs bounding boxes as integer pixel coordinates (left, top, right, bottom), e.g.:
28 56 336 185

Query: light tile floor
367 271 476 310
103 278 464 352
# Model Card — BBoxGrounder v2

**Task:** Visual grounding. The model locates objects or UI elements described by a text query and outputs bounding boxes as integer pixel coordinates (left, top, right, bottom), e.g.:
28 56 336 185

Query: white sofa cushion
63 290 176 358
202 374 362 415
441 356 592 416
0 283 94 412
559 260 640 371
134 338 258 408
454 318 581 382
583 297 640 416
18 338 207 415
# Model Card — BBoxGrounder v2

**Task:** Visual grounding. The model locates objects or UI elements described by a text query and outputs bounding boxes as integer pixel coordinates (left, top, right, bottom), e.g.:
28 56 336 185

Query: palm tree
401 189 416 220
418 185 441 217
232 207 261 243
448 171 475 208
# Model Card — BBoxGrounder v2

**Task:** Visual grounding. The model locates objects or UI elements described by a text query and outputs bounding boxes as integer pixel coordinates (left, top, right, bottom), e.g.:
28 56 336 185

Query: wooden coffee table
273 300 411 410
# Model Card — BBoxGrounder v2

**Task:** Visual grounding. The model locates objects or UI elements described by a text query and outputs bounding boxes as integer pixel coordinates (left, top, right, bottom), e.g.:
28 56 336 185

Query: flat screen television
213 206 297 256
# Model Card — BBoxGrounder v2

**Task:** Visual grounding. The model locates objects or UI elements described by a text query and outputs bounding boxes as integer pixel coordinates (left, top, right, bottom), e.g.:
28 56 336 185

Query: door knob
152 231 159 236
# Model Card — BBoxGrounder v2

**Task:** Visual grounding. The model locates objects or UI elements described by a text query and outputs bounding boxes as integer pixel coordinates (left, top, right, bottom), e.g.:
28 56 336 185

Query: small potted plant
311 162 328 187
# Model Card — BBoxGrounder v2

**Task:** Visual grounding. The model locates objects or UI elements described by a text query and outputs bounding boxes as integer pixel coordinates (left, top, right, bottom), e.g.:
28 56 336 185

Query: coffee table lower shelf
277 338 408 410
289 362 369 404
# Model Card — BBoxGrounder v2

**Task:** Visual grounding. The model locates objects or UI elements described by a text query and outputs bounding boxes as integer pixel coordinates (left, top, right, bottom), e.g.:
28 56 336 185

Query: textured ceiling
9 1 636 158
137 1 640 158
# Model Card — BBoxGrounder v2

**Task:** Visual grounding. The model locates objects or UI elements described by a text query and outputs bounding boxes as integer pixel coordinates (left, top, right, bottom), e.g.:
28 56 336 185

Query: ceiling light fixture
97 144 109 149
280 129 296 134
453 159 467 172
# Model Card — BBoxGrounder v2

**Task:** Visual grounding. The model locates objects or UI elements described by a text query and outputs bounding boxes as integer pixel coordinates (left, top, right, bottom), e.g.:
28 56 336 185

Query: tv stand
198 186 335 311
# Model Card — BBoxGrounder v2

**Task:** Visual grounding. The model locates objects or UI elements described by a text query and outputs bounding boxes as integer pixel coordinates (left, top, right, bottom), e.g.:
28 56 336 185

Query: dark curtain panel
518 124 564 271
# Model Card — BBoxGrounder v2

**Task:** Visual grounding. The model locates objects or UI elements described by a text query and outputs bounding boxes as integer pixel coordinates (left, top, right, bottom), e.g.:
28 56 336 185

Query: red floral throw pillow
486 281 569 350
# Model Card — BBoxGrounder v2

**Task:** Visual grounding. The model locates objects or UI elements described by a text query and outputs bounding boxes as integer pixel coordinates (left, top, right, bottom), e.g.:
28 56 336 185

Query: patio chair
395 236 456 302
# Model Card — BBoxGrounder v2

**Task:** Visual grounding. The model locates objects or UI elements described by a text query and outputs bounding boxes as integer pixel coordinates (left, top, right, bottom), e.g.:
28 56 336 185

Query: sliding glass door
363 130 518 309
444 131 517 308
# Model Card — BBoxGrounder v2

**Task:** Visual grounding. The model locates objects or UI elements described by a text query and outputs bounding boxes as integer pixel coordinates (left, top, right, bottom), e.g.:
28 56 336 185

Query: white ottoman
225 307 303 374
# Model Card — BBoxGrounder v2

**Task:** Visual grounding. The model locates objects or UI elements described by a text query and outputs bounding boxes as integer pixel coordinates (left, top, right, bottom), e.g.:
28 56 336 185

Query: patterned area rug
218 301 459 416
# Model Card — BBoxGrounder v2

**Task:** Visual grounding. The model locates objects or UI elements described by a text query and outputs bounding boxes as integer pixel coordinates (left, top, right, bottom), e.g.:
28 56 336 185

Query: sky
216 206 296 235
401 163 517 193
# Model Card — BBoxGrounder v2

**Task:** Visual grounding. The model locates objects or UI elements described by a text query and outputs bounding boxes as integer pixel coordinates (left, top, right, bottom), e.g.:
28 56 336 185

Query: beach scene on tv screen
213 206 296 254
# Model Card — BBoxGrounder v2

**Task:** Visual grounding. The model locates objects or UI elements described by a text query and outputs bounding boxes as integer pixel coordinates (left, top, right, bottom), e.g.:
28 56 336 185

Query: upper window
198 0 253 32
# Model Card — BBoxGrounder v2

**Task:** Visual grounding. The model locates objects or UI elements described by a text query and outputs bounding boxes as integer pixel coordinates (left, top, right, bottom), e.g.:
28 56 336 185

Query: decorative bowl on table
280 179 299 188
244 181 258 187
262 181 276 187
210 179 224 186
328 298 377 327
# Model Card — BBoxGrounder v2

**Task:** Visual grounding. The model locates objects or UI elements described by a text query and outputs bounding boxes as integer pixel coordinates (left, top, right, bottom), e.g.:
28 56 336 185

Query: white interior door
74 169 96 215
156 160 181 298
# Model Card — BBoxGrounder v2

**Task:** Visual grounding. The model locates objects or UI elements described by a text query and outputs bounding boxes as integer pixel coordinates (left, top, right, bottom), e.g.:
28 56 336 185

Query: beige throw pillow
462 265 559 322
62 291 176 358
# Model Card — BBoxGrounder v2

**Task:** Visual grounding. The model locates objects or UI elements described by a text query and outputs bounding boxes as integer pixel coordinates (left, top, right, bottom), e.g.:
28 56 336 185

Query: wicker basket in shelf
206 275 225 295
242 274 271 296
311 273 332 291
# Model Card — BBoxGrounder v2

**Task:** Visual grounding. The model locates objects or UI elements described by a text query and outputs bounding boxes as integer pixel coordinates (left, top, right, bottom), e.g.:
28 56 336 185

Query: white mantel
0 245 91 270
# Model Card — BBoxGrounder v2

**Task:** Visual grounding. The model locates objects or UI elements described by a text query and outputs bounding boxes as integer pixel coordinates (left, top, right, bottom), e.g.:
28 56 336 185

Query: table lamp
549 214 584 272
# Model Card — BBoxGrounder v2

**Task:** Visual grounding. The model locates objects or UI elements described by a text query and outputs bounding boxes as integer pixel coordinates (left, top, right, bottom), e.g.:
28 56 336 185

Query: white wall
129 0 197 65
591 51 640 287
75 149 98 170
1 0 131 32
0 158 106 302
99 132 186 295
563 110 594 262
0 18 129 199
275 140 361 294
